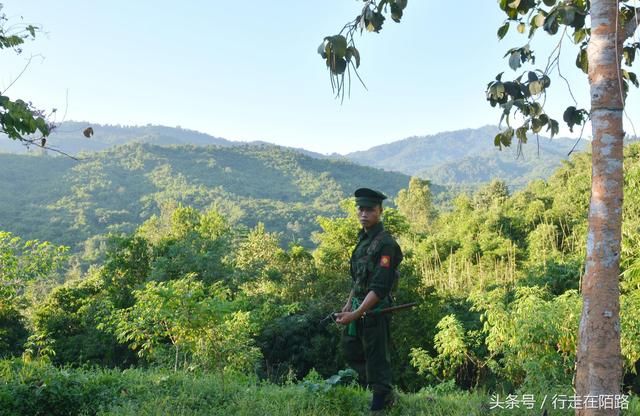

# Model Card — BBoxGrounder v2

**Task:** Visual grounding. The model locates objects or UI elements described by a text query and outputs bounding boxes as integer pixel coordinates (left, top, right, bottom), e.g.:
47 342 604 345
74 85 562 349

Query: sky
3 1 640 154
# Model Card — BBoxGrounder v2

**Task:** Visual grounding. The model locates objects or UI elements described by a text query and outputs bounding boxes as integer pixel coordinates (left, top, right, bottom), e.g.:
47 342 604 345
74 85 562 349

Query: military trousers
341 313 392 395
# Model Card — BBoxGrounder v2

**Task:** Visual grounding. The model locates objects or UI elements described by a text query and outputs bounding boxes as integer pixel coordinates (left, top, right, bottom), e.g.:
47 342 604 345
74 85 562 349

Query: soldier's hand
335 311 360 325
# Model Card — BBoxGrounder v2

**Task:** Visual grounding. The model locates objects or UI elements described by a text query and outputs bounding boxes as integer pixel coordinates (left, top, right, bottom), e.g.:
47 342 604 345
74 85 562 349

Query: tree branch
0 54 41 95
15 134 81 161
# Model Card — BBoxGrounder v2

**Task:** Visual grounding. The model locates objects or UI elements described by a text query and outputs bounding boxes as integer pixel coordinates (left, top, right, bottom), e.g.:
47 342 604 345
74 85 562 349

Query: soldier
335 187 403 414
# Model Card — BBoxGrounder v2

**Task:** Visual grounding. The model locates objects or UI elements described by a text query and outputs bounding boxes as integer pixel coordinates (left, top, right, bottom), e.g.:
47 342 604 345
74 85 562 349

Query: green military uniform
342 189 403 402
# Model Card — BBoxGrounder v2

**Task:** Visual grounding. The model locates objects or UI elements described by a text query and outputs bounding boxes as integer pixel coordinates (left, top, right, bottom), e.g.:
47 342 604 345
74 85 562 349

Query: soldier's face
357 205 382 229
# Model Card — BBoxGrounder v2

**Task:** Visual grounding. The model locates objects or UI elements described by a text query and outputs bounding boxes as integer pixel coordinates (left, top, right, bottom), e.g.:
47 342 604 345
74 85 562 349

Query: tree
106 276 231 371
317 0 407 101
577 4 625 410
492 2 631 414
473 179 510 211
396 177 436 235
313 200 360 275
0 231 68 303
28 272 133 366
137 205 232 285
322 1 634 413
0 4 52 146
0 231 68 359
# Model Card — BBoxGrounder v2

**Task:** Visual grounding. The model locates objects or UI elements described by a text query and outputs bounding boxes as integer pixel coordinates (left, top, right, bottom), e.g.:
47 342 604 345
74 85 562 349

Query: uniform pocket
363 314 381 329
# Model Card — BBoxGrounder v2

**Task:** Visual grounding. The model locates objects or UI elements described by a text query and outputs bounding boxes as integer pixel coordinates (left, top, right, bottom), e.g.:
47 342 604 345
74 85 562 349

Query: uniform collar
360 221 384 240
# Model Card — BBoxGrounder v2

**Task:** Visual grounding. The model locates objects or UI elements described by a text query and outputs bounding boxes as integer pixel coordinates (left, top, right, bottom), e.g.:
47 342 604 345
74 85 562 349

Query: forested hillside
0 143 412 252
0 121 330 159
1 122 594 189
418 148 571 189
0 122 234 154
2 143 640 415
346 125 590 188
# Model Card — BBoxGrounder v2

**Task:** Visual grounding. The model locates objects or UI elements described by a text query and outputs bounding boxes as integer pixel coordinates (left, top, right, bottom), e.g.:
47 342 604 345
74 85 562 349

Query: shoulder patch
380 255 391 268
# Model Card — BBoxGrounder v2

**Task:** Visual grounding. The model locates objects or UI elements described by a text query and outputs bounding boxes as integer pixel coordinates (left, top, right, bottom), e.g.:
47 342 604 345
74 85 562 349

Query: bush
1 359 638 416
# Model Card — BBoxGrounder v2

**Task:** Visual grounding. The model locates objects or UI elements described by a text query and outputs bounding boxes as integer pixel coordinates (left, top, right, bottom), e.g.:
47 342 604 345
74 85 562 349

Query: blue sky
3 1 639 154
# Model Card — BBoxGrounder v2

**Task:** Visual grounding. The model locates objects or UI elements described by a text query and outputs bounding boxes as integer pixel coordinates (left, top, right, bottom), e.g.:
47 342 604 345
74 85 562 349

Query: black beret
354 188 387 207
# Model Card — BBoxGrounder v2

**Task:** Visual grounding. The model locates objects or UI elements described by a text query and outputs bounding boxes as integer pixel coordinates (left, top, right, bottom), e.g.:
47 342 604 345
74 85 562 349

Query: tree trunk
175 343 179 372
575 1 624 415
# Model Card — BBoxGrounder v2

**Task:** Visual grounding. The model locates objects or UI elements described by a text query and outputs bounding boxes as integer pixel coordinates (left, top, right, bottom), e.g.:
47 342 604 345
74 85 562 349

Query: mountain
0 122 237 155
344 125 590 188
417 136 588 188
0 121 333 159
2 122 593 190
0 143 414 252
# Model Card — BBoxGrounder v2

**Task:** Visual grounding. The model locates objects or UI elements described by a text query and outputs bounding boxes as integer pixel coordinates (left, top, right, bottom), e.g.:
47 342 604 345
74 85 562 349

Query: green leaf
347 46 361 68
574 28 587 44
531 117 543 133
624 47 635 66
563 106 576 124
623 70 639 88
548 119 559 137
498 22 510 40
0 34 25 49
503 81 520 98
530 102 542 116
560 5 576 26
502 128 514 146
368 12 385 33
326 375 341 385
508 0 521 8
508 51 522 70
512 98 526 112
528 80 543 95
494 128 514 150
543 12 559 35
516 126 528 143
576 48 588 74
390 2 403 23
338 368 358 379
330 57 347 74
532 12 545 28
562 106 588 132
539 113 549 124
328 35 347 59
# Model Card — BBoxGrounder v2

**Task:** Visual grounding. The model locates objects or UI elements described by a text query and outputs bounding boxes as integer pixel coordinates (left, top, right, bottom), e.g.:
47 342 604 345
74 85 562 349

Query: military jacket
350 222 403 304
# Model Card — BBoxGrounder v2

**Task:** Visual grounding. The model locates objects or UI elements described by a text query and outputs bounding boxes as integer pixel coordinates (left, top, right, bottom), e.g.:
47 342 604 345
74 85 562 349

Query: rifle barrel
320 302 418 324
362 302 417 317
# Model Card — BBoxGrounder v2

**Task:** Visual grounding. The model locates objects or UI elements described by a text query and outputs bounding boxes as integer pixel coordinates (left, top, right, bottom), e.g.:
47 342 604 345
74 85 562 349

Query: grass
0 359 638 415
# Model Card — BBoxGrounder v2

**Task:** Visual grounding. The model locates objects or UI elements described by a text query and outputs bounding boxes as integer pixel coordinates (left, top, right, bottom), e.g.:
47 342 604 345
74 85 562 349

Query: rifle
320 302 418 324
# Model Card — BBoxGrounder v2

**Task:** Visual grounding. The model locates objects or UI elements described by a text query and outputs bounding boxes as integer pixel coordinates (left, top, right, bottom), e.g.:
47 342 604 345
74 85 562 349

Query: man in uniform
335 188 403 414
